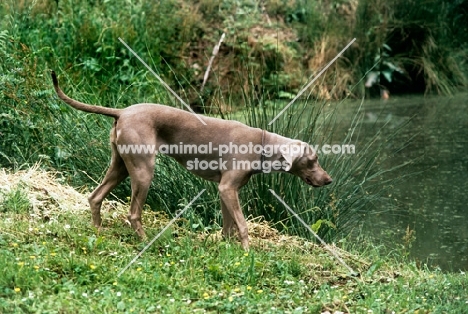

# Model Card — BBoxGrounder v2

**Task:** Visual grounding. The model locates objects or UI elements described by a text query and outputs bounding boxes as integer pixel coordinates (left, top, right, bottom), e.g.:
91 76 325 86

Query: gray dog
51 71 332 250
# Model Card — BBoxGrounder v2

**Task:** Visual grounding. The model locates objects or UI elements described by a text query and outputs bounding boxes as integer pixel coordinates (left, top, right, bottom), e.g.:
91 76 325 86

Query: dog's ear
280 141 307 172
281 151 294 172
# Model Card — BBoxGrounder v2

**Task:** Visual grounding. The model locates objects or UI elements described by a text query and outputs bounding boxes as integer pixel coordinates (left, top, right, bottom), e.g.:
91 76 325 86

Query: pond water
336 93 468 271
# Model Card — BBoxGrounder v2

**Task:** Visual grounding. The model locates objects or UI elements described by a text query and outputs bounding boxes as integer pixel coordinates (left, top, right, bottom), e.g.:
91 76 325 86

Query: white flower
116 292 122 297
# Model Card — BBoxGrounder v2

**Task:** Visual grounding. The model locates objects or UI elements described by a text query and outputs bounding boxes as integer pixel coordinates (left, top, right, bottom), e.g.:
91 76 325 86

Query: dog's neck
251 130 289 174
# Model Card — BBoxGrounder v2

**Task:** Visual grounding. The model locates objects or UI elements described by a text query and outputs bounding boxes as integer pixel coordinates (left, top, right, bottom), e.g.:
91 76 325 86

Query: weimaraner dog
51 71 332 250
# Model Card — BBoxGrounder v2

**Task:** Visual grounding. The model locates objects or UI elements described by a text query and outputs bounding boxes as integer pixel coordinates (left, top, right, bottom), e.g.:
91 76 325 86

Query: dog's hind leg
122 153 156 240
88 142 129 228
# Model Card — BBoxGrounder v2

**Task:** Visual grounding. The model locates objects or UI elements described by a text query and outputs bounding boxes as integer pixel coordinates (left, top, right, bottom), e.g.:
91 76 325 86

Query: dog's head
281 141 332 187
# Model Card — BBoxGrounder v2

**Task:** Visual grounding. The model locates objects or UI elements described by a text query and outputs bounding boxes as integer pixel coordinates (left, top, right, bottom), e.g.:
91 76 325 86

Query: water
336 93 468 271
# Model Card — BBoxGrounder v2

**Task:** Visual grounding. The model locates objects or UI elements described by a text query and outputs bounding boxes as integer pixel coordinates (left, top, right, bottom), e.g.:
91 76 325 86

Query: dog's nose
324 176 333 185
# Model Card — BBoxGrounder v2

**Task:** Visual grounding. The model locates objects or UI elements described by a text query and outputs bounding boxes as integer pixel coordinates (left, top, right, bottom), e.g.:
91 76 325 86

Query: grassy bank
1 168 467 313
1 2 467 311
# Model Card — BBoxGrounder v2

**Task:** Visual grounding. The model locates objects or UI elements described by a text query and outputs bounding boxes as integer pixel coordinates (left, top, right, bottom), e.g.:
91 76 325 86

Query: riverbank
1 168 466 313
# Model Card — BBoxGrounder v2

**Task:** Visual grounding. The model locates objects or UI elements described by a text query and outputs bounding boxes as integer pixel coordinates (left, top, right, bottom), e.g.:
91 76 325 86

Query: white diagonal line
117 189 206 277
201 33 225 92
269 189 357 275
268 38 356 126
118 37 207 125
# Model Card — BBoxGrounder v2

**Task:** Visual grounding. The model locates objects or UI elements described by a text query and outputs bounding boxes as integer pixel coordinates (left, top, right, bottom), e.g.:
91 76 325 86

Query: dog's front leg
221 198 236 238
218 184 249 250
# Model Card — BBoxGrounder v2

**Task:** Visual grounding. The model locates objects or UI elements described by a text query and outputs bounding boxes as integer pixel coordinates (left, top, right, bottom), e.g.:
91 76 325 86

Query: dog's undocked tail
51 70 121 118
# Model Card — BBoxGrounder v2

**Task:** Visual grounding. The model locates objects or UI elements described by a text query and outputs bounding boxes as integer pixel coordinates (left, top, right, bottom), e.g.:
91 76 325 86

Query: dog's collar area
252 129 266 174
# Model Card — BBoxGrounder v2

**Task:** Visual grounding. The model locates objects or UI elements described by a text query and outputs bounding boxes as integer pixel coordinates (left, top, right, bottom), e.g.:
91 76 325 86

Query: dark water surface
336 93 467 271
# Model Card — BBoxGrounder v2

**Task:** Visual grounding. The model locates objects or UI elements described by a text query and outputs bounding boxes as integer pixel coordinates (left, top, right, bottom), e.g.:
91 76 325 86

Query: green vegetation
0 169 467 313
0 0 422 242
1 1 467 311
1 0 467 107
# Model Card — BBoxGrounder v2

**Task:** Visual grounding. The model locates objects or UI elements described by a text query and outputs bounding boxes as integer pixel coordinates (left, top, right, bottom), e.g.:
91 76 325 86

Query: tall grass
0 0 458 243
0 38 410 244
223 78 414 242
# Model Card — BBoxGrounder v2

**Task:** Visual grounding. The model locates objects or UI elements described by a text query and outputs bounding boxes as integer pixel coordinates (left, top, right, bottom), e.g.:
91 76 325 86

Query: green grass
0 170 467 313
1 2 467 311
